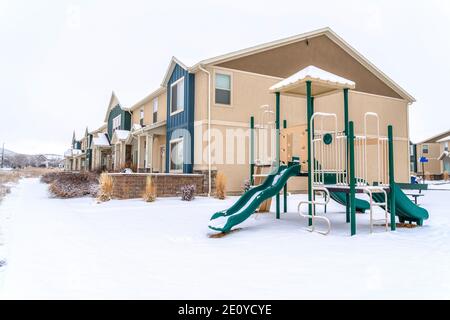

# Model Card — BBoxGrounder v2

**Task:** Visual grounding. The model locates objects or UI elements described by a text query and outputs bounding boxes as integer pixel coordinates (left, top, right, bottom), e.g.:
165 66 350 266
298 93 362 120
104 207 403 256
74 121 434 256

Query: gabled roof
104 91 129 123
161 56 189 86
111 130 132 144
437 135 450 143
89 123 107 135
416 129 450 144
269 65 355 96
92 133 110 148
129 86 166 112
190 27 415 103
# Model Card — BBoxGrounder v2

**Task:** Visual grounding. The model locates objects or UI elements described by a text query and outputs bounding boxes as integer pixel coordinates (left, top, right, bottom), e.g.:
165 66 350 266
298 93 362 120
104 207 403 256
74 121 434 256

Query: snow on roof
132 123 142 131
64 149 83 157
269 65 355 96
92 133 110 147
437 135 450 143
64 149 73 157
114 130 130 141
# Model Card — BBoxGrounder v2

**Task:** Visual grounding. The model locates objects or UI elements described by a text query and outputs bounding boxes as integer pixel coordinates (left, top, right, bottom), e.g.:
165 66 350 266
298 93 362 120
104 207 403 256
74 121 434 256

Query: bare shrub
181 184 196 201
215 172 227 200
45 172 99 198
97 173 113 202
143 176 157 202
444 171 449 181
424 171 431 181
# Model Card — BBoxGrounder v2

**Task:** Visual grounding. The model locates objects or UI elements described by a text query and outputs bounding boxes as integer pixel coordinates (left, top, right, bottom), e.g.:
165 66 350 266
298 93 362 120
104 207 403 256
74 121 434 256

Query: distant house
413 129 450 178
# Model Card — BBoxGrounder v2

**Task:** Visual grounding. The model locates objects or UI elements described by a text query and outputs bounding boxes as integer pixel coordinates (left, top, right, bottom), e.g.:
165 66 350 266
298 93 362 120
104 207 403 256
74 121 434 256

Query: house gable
165 63 195 173
107 104 132 138
216 34 404 100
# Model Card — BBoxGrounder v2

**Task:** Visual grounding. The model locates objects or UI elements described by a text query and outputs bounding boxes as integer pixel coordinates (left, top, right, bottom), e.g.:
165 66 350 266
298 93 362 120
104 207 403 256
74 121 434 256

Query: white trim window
422 144 429 154
445 142 449 152
170 77 185 115
112 114 121 132
140 109 144 126
215 72 231 105
153 98 158 123
169 138 183 172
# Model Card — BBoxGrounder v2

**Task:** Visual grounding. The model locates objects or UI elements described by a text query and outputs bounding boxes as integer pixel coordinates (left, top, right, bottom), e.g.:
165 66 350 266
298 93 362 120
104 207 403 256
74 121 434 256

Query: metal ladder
361 186 389 233
297 187 331 235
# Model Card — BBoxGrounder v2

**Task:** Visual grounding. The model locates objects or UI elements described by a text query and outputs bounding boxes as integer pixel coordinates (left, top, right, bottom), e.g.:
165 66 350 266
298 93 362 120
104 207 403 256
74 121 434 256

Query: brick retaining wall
109 173 205 199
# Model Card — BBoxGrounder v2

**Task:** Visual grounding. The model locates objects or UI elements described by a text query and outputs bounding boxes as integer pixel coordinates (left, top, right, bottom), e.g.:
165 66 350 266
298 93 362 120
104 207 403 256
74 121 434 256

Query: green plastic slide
323 173 370 213
209 164 300 233
372 182 429 226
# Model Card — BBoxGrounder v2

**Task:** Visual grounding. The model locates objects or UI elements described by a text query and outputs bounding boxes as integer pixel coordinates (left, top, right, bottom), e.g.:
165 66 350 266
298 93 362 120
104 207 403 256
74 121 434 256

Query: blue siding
107 104 132 138
166 64 195 173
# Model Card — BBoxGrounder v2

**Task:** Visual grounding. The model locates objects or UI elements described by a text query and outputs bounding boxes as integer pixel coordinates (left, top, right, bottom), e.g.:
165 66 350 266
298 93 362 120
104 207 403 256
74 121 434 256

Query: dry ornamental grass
97 173 113 202
215 172 227 200
143 176 157 202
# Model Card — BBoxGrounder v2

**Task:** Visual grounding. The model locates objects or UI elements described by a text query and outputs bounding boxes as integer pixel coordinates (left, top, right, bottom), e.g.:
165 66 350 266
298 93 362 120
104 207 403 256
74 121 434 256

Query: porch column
146 134 154 172
137 135 142 170
121 141 126 167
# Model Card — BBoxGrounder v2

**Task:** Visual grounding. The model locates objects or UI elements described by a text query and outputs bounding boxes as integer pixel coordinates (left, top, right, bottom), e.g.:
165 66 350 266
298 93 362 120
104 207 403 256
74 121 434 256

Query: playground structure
209 65 429 236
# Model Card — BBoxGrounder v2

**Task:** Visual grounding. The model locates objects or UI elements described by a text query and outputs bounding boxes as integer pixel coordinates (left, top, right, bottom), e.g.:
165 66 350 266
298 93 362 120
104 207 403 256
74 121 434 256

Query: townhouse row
65 27 416 193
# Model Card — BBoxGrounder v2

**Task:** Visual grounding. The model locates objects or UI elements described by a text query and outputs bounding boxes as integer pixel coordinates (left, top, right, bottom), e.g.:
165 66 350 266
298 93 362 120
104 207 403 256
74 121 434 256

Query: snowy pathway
0 178 449 299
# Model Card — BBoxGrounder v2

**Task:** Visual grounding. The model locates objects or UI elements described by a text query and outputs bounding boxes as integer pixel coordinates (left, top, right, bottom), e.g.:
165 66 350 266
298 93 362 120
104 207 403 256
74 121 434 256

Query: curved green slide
323 173 370 213
209 164 300 233
372 182 429 226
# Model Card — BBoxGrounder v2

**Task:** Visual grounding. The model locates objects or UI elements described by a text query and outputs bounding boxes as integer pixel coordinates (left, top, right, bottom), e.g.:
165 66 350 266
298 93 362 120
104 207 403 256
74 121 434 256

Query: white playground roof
269 65 356 96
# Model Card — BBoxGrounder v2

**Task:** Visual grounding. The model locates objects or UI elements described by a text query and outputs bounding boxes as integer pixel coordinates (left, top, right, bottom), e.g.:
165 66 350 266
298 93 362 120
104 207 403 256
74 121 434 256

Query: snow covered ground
426 180 450 190
0 178 449 299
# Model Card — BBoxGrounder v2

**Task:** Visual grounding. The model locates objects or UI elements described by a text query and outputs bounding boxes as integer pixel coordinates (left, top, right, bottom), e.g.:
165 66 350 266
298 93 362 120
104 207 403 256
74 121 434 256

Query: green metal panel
344 88 349 135
275 92 280 219
388 125 396 231
344 88 350 223
349 121 356 236
283 119 287 213
306 81 313 225
250 116 255 185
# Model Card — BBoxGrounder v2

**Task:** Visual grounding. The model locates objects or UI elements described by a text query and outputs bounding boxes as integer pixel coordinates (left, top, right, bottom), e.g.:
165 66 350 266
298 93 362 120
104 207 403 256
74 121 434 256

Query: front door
126 145 132 164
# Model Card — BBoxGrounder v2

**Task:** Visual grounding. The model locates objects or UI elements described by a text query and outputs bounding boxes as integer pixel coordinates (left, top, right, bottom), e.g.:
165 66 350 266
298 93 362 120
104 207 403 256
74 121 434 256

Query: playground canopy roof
269 65 356 97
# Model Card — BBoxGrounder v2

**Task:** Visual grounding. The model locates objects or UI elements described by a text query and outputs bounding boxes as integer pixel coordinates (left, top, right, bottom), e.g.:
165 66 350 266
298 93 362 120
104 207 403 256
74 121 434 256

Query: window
140 109 144 126
170 138 183 172
215 73 231 105
445 142 449 152
153 98 158 123
422 144 429 154
112 115 121 132
410 144 414 156
170 78 184 115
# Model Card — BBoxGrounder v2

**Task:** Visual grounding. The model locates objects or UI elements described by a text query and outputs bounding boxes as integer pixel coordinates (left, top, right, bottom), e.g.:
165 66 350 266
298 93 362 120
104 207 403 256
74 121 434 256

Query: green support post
250 116 255 186
388 125 396 231
349 121 356 236
306 81 313 225
344 88 350 223
283 119 287 213
275 92 281 219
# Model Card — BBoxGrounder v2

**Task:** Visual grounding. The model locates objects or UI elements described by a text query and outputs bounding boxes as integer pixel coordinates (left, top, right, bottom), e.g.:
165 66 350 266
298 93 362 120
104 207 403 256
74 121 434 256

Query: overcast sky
1 0 449 155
